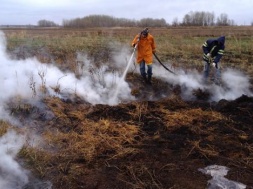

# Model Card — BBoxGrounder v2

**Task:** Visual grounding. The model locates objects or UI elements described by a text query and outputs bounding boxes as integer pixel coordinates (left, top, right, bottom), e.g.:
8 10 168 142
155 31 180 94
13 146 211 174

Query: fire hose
153 52 177 75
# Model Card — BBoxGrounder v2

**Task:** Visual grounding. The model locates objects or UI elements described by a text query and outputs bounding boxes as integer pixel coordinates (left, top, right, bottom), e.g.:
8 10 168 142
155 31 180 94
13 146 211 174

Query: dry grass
3 26 253 72
4 92 253 188
43 119 141 161
0 120 10 136
14 96 144 187
163 108 224 128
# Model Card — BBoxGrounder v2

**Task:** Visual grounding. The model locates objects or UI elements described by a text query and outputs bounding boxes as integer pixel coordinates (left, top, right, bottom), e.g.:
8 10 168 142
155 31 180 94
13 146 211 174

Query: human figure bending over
202 36 225 85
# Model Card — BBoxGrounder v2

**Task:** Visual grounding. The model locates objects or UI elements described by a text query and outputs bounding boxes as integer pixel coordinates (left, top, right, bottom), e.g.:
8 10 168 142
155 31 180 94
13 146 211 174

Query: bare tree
181 11 234 26
172 17 179 26
216 13 229 26
216 13 235 26
138 18 167 27
182 11 215 26
38 20 58 27
204 12 215 26
182 13 191 26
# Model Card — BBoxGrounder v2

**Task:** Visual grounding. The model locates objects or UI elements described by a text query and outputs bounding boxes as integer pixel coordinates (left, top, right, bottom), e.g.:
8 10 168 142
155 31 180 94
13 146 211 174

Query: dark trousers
140 60 152 78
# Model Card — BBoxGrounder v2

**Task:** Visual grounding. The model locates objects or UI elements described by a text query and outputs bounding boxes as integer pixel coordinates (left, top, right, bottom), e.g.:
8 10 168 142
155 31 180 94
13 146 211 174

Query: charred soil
13 74 253 189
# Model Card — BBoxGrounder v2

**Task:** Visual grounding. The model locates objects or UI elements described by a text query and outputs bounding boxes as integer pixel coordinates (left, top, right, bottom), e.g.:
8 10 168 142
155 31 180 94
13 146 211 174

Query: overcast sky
1 0 253 25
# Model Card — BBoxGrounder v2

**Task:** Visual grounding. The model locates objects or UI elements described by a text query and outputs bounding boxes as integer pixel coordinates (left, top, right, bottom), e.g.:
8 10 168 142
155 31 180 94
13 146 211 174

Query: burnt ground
9 73 253 189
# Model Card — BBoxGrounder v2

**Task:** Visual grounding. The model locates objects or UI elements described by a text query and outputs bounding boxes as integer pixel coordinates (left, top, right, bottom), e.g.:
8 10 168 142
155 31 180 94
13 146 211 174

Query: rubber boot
142 75 148 83
147 75 152 85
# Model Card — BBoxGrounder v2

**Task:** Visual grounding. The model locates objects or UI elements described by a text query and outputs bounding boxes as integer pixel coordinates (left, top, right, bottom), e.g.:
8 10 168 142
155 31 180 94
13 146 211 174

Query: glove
212 62 218 69
206 53 211 57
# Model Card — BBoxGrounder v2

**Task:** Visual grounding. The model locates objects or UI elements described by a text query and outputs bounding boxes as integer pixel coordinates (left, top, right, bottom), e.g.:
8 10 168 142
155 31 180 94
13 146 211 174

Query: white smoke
0 130 28 189
215 69 252 100
0 31 134 114
0 31 134 189
153 61 253 101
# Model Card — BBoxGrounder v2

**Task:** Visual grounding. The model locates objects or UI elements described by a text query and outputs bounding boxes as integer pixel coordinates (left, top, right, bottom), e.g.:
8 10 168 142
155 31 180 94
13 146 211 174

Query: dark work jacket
202 36 225 63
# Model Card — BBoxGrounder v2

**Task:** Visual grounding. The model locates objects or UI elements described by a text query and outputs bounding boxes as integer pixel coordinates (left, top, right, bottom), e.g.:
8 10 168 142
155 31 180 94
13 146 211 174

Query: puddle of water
198 165 246 189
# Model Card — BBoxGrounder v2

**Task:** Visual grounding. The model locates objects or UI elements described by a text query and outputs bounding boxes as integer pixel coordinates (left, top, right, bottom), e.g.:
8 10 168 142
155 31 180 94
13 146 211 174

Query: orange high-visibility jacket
132 34 156 64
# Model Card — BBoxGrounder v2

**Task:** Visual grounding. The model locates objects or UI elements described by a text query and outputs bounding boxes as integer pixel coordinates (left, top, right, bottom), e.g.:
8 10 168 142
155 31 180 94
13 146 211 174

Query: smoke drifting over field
0 32 133 111
1 31 252 113
154 62 252 101
0 30 252 188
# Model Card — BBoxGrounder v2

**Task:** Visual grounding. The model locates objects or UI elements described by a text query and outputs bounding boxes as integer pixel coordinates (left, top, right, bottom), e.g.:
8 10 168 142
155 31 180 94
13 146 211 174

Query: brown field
2 26 253 73
1 26 253 189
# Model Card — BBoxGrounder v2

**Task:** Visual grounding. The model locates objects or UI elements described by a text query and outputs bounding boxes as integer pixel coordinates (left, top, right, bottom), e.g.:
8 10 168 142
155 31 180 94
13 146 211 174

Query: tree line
37 19 59 27
61 15 167 28
37 11 246 27
177 11 235 26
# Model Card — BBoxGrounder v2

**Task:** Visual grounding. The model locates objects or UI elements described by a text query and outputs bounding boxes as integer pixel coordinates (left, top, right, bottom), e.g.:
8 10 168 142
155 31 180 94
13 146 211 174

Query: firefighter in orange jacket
132 28 156 84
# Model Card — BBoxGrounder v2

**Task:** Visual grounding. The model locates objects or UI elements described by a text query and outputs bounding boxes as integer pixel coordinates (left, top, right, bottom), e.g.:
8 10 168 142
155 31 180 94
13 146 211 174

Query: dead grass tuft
120 164 163 189
164 108 224 129
0 120 10 136
44 119 141 162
